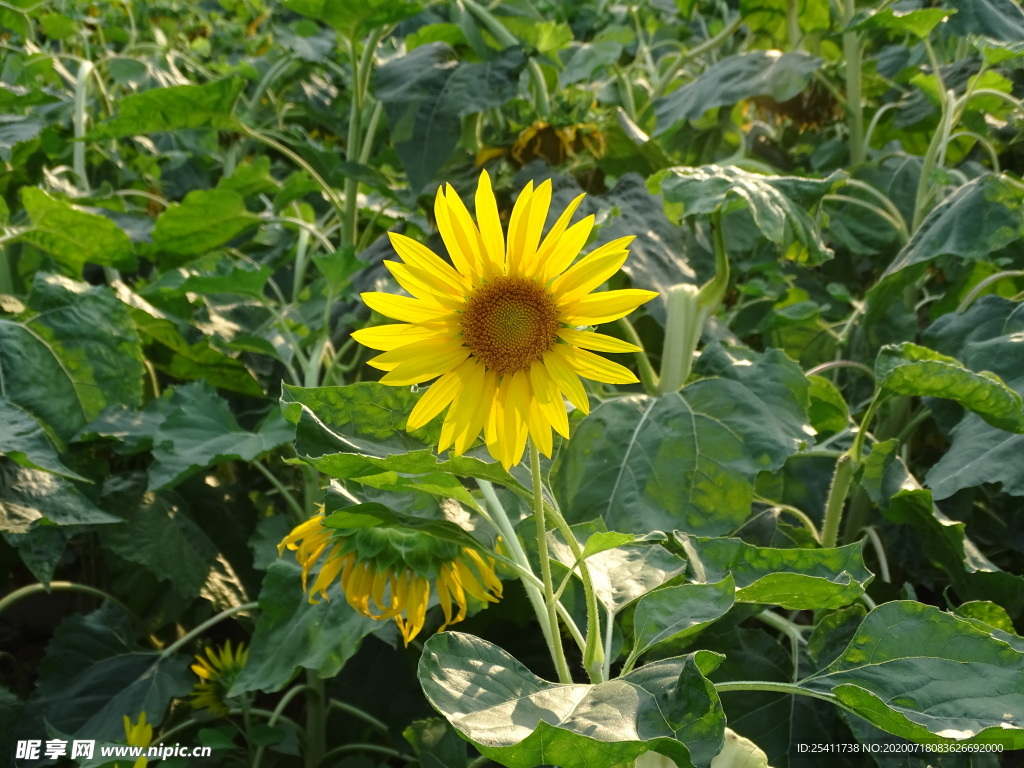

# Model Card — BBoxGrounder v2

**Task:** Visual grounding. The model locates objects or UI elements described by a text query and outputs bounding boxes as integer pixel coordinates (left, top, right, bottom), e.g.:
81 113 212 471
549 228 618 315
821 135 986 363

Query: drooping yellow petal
388 232 469 294
436 568 454 627
463 549 503 598
475 170 505 274
557 328 641 353
562 288 659 325
551 237 634 305
309 546 346 601
542 347 590 414
560 345 639 384
406 357 474 430
404 575 431 644
361 292 453 324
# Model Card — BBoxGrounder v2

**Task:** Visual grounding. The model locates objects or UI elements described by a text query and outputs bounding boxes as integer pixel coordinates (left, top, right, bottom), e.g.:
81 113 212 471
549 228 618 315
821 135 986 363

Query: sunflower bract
353 170 657 469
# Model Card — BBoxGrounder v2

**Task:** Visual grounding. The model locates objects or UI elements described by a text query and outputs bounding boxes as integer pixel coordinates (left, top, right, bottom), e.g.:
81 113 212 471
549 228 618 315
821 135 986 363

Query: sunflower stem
304 672 326 768
531 443 573 684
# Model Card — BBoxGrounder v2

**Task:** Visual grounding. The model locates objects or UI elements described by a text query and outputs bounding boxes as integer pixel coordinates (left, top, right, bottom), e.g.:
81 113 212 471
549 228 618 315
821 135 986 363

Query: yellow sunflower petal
383 261 464 310
528 192 585 277
435 186 481 278
560 346 639 384
445 363 497 455
518 179 551 275
475 170 505 275
562 289 659 325
551 237 634 305
539 215 595 282
406 357 474 430
441 563 468 623
404 575 431 644
361 292 453 323
445 184 491 279
505 181 535 276
388 232 468 293
529 361 570 439
525 398 553 457
378 342 470 386
542 348 590 414
351 323 447 352
557 328 641 353
463 549 503 597
436 568 454 628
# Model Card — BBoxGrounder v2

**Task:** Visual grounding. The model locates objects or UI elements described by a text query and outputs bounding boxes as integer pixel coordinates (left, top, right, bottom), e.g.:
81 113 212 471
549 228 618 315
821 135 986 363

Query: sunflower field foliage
2 1 1024 767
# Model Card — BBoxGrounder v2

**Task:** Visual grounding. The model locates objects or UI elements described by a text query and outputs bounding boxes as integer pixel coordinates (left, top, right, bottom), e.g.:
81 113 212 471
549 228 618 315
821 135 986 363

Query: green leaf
420 632 726 768
403 718 469 768
554 345 812 537
875 342 1024 433
800 601 1024 747
740 0 830 46
88 78 244 139
231 560 382 694
559 41 623 87
151 189 260 261
654 51 822 130
944 0 1024 42
921 297 1024 498
653 165 836 264
676 534 873 610
955 601 1017 635
0 397 86 479
376 43 526 192
631 576 735 660
283 0 423 40
865 175 1024 326
500 17 573 56
281 383 527 493
19 188 134 274
807 375 849 435
23 603 191 740
0 461 119 533
853 8 956 38
217 156 279 199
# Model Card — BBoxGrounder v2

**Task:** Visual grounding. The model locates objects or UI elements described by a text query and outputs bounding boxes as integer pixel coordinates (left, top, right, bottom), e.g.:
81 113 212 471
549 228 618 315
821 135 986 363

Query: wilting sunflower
121 712 152 768
278 515 502 645
353 170 657 469
190 640 248 717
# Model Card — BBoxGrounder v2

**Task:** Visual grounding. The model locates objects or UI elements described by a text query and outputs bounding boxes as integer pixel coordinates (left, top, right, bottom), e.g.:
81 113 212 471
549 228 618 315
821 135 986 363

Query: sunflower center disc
459 276 560 376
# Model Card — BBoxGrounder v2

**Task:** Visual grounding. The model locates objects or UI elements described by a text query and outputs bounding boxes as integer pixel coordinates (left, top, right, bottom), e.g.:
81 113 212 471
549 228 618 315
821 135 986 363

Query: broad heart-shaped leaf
921 297 1024 498
865 175 1024 327
19 188 134 275
151 189 260 262
799 601 1024 747
87 78 244 139
944 0 1024 41
553 345 812 537
0 397 85 479
420 632 726 768
20 603 191 741
231 560 382 695
676 535 873 610
0 276 144 441
654 51 822 131
283 0 423 39
280 383 527 494
80 381 293 491
875 342 1024 433
653 165 836 264
376 43 526 193
630 576 735 662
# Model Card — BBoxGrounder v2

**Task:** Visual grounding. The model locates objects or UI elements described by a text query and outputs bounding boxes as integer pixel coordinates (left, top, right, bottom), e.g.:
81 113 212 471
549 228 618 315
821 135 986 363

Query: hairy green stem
841 0 865 164
821 454 855 549
305 673 326 768
532 444 572 683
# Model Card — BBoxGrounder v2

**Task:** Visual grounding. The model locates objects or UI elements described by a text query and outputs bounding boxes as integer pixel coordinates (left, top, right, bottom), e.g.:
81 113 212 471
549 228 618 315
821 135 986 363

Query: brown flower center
459 276 560 376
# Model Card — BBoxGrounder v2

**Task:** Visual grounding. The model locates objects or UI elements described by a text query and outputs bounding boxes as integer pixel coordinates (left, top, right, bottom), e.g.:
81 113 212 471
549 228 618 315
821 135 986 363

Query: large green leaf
630 576 735 662
875 342 1024 433
419 632 726 768
87 78 244 139
151 189 260 262
921 297 1024 498
800 601 1024 747
376 43 526 192
22 603 191 740
231 560 382 694
0 397 85 479
0 275 145 440
865 175 1024 325
0 461 119 533
19 188 134 274
653 166 835 264
740 0 830 46
853 7 956 38
281 383 526 493
676 535 873 610
654 51 822 131
944 0 1024 41
283 0 423 39
553 345 812 536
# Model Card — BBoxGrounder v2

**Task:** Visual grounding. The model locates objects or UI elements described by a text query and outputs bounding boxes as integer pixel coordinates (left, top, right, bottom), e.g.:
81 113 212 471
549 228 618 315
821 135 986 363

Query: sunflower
190 640 248 717
121 712 152 768
278 515 503 645
352 170 657 470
